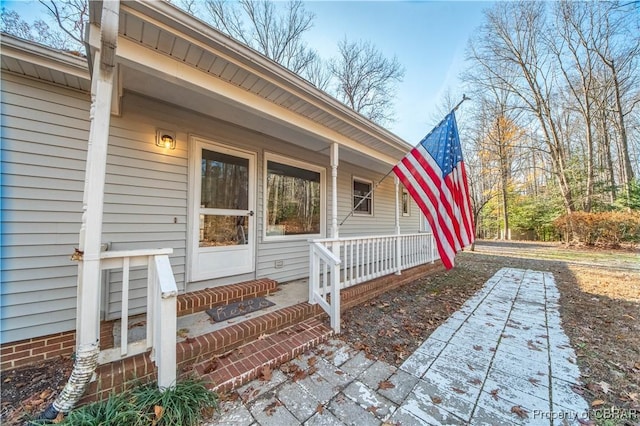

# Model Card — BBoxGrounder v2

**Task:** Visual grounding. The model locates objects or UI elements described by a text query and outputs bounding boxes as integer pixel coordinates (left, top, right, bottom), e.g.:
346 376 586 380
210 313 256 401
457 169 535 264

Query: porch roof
88 1 412 172
0 34 90 92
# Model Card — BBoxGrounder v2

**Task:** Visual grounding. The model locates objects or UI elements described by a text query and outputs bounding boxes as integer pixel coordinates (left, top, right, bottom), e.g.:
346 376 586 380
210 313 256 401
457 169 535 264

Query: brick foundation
2 265 441 403
0 279 278 372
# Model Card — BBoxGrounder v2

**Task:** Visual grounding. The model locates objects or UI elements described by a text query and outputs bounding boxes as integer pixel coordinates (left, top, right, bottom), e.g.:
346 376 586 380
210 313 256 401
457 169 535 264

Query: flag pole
339 94 470 227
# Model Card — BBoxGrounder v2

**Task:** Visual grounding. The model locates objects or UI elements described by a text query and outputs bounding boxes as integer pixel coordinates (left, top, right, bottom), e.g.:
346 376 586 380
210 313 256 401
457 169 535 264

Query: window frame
352 176 374 216
402 188 411 217
263 152 326 242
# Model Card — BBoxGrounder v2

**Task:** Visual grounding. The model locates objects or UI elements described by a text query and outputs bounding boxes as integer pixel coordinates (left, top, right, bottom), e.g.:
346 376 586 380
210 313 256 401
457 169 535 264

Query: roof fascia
0 33 89 81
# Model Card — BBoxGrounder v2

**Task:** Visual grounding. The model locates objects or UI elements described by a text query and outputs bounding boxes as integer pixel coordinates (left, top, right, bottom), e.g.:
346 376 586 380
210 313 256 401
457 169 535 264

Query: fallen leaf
490 388 499 401
315 404 324 414
597 381 610 394
511 405 528 419
263 400 282 416
430 396 442 404
177 328 189 338
527 340 542 351
308 366 318 376
528 378 540 387
591 399 605 407
52 412 65 424
259 366 273 381
203 360 218 374
154 405 164 420
292 370 307 382
307 356 317 367
367 406 379 414
469 378 482 386
451 387 466 394
473 345 483 351
379 380 395 390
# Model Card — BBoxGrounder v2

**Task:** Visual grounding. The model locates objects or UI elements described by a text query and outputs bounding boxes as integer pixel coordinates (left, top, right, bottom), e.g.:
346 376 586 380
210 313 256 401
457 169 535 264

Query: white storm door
191 140 256 281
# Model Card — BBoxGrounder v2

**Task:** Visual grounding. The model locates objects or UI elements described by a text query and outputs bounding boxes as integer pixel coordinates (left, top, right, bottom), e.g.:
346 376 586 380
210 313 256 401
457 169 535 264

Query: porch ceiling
89 1 411 173
118 64 392 173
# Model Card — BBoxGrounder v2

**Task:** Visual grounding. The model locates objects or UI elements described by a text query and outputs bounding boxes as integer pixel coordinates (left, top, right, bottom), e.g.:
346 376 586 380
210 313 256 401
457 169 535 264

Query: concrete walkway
205 268 590 425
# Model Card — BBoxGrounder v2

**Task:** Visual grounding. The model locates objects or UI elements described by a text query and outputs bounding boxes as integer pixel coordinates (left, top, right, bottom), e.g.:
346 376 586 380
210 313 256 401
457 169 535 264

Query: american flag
393 112 474 269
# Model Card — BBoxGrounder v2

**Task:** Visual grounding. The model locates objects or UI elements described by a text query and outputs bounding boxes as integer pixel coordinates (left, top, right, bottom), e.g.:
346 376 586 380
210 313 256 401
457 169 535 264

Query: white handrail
97 249 177 390
309 233 436 334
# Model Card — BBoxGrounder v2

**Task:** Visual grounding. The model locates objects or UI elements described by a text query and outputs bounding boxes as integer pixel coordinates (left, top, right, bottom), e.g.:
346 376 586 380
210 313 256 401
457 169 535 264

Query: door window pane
266 160 321 236
201 149 248 210
199 215 248 247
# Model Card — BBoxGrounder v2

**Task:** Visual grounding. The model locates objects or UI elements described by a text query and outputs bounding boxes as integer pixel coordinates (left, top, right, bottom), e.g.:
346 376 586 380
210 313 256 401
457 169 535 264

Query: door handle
248 211 254 216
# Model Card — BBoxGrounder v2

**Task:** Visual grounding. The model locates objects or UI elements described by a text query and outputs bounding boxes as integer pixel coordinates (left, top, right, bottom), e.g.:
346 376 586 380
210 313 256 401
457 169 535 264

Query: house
0 0 439 410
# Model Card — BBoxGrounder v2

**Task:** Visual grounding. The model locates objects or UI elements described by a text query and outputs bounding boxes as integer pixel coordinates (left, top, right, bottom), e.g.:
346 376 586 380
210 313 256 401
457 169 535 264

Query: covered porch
71 0 440 404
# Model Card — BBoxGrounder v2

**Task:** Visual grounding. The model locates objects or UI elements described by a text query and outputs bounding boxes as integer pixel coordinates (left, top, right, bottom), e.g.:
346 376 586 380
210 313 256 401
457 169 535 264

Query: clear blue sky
4 0 491 144
304 1 491 143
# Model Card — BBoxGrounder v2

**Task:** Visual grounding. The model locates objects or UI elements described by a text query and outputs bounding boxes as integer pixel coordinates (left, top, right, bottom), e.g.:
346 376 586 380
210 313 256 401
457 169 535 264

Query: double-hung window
353 177 373 216
402 188 411 216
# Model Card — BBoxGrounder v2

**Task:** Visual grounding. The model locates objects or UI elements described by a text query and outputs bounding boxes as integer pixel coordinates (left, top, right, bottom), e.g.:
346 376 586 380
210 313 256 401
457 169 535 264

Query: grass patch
52 378 218 425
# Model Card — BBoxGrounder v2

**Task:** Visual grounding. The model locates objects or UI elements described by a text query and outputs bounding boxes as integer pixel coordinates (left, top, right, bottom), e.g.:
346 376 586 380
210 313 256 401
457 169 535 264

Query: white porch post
76 1 119 347
330 143 339 240
395 176 402 275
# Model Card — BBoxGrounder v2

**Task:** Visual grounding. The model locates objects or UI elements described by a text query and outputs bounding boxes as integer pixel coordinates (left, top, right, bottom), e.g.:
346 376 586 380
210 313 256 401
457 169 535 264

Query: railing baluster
120 257 130 357
146 258 156 350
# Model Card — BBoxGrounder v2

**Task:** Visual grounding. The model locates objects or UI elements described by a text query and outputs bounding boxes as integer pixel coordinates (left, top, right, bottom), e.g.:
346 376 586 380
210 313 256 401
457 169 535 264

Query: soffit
112 2 411 162
0 34 90 92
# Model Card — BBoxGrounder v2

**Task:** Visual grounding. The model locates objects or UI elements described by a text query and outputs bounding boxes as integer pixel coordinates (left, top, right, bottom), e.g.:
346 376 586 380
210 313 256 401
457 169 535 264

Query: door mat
206 297 275 322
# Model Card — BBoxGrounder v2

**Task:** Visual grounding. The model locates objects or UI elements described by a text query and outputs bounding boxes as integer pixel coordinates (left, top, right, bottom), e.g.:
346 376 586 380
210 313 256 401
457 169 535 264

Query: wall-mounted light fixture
156 129 176 150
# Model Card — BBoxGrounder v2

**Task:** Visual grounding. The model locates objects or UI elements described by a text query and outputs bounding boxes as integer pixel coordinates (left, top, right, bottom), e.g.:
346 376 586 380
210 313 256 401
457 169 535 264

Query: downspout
36 1 120 421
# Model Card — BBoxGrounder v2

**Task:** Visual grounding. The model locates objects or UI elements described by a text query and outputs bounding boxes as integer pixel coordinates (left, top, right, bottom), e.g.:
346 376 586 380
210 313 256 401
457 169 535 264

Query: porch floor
176 279 309 342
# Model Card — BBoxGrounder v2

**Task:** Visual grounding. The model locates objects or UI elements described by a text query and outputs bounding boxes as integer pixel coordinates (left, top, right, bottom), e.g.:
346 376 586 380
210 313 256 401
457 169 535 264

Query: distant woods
462 0 639 241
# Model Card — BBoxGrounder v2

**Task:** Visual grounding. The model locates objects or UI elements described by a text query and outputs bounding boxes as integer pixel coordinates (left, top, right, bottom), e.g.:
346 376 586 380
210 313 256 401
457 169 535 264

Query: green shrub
553 211 640 247
130 379 219 426
56 378 218 426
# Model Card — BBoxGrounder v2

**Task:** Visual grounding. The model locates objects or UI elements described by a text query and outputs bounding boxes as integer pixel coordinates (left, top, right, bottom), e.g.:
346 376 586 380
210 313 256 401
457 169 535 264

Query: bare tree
589 1 640 206
1 7 80 51
302 56 332 91
204 0 317 74
329 38 405 125
38 0 87 51
468 1 578 215
548 1 601 211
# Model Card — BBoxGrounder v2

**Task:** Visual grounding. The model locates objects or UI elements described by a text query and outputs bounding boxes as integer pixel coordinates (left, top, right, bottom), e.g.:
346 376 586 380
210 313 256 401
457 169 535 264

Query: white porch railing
309 233 436 333
97 248 178 389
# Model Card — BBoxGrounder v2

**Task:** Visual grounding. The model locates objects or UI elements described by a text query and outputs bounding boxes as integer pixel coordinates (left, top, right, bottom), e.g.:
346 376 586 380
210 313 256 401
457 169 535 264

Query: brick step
177 302 324 375
193 317 333 392
176 278 278 317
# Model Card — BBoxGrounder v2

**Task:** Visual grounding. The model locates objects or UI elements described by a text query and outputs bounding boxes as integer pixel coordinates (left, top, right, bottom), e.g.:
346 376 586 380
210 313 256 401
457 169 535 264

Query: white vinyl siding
1 73 90 343
0 78 422 343
336 162 421 238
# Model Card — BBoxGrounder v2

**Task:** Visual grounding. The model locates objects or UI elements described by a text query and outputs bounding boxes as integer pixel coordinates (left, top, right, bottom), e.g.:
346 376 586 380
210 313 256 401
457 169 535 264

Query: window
265 154 324 239
402 188 411 216
353 177 373 215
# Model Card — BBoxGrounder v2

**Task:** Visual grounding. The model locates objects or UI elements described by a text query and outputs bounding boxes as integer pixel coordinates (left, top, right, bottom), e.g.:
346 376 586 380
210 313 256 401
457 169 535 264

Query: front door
190 138 256 281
